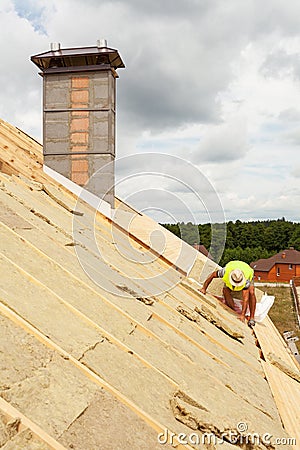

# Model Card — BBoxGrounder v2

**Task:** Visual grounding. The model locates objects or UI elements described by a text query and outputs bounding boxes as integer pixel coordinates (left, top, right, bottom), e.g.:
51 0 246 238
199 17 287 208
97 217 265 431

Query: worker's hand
199 287 206 295
238 314 246 323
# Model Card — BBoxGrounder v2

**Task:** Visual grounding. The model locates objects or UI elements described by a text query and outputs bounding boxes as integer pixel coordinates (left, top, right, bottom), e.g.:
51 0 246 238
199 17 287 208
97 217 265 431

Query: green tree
162 218 298 264
263 220 293 252
178 222 199 245
198 223 211 249
288 224 300 251
161 223 180 238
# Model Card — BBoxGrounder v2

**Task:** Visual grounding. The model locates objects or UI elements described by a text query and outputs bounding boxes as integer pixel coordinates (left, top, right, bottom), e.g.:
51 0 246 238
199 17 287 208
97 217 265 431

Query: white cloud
193 117 249 163
292 166 300 178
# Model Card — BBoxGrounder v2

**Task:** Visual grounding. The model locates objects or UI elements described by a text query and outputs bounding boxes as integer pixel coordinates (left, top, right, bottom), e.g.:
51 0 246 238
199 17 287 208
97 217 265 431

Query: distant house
251 248 300 282
192 243 213 260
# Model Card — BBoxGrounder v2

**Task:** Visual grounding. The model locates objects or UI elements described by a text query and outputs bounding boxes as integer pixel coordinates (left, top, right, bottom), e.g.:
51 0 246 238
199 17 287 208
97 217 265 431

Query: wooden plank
262 361 300 448
267 317 300 370
114 210 197 274
0 118 42 155
0 396 67 450
255 316 299 370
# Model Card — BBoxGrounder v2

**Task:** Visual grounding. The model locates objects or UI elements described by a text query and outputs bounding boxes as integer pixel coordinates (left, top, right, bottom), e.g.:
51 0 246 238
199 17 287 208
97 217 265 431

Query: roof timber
262 361 300 446
254 317 300 444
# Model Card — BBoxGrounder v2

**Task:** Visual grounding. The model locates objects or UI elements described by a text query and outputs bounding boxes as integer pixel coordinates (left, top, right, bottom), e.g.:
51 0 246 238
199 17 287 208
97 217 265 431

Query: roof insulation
0 118 299 449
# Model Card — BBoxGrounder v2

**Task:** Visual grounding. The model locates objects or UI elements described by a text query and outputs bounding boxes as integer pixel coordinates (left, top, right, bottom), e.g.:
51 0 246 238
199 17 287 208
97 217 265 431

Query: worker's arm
200 270 218 294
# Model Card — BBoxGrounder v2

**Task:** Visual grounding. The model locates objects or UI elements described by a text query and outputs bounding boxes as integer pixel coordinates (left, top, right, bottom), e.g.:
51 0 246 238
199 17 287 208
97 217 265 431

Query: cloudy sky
1 0 300 224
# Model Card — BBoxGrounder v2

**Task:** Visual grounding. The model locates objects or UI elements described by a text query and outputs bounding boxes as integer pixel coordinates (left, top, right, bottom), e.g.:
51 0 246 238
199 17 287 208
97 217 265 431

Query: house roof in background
251 248 300 272
0 118 300 449
193 243 213 260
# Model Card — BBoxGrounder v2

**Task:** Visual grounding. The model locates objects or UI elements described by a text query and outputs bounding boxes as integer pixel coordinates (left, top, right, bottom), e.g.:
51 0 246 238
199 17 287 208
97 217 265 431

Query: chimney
31 40 125 207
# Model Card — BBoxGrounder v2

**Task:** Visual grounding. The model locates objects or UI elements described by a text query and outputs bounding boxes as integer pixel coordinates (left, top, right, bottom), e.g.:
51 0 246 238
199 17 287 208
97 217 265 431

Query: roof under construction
0 118 300 449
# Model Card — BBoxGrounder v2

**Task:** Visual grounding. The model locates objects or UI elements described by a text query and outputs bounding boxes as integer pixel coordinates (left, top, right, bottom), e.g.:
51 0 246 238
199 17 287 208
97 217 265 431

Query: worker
200 260 256 328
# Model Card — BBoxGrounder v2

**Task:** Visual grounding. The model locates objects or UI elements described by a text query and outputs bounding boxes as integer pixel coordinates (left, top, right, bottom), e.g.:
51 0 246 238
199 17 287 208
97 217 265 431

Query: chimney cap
97 38 107 48
50 42 61 52
31 42 125 71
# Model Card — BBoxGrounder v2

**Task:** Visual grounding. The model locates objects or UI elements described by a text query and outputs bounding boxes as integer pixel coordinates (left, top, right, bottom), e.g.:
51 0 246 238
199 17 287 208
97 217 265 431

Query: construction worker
200 260 256 328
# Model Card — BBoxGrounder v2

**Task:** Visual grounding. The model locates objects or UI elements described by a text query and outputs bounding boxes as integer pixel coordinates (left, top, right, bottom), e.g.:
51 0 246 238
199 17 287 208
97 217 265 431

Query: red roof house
251 248 300 283
192 243 213 260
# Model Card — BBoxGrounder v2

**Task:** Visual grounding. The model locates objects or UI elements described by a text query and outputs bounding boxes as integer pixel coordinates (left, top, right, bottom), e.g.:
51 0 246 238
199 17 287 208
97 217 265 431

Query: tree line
161 218 300 266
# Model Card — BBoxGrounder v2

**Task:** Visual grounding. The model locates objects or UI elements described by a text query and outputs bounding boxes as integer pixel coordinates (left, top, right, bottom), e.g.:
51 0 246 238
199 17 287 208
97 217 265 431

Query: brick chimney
31 40 124 207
